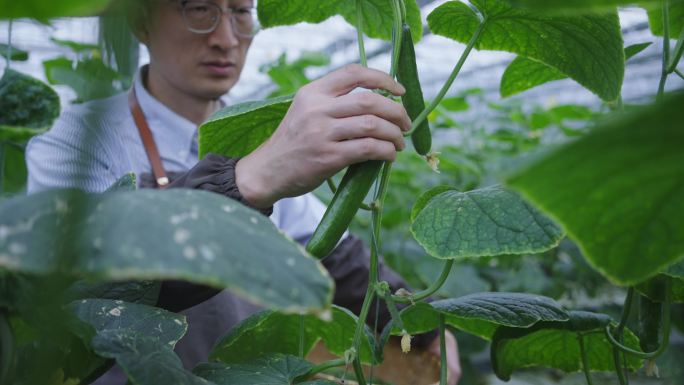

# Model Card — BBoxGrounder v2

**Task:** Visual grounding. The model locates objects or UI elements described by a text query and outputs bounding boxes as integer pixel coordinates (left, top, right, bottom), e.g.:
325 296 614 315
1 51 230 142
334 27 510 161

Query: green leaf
491 311 642 381
66 280 161 306
1 142 28 194
105 173 137 192
506 93 684 285
428 0 625 101
199 95 292 158
398 292 569 340
410 185 453 222
501 42 653 98
50 37 100 53
68 299 187 347
411 185 564 260
43 57 121 102
0 0 114 19
648 0 684 37
196 354 333 385
66 299 193 384
257 0 423 43
624 42 653 59
508 0 669 13
0 125 47 143
211 306 377 364
93 330 213 385
500 57 566 98
0 44 29 61
0 69 60 129
0 189 333 313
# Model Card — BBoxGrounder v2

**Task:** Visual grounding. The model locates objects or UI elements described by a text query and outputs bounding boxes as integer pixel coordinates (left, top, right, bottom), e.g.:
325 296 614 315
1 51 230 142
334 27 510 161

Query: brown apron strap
128 87 169 188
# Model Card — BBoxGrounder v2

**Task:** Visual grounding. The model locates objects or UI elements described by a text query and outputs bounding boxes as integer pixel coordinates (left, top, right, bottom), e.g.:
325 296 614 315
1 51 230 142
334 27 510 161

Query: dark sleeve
323 235 438 349
149 154 273 312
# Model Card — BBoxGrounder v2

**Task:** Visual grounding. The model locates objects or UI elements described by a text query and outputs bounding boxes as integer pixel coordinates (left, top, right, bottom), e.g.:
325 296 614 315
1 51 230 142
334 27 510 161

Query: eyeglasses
180 1 259 38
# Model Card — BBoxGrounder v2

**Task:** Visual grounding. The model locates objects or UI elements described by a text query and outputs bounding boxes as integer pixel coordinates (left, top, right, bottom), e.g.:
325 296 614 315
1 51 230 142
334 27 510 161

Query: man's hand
235 64 410 208
427 331 461 385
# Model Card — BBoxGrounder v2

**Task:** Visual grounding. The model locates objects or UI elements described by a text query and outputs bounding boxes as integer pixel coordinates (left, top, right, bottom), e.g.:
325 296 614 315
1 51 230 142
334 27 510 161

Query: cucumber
306 161 383 259
638 292 663 353
396 23 431 155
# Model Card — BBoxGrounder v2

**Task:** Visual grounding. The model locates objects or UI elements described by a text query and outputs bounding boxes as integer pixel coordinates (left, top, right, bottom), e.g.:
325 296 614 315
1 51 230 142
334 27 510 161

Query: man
26 0 461 383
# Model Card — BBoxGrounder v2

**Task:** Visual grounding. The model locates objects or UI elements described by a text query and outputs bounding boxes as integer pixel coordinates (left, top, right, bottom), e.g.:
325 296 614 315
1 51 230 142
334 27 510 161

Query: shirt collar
133 65 199 160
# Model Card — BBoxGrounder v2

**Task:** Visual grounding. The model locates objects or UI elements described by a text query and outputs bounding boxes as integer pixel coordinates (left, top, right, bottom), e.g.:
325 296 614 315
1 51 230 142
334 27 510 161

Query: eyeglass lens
182 1 257 36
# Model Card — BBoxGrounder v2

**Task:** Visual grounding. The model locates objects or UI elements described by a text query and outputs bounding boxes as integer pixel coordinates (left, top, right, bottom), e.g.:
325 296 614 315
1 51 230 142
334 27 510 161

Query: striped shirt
26 66 338 243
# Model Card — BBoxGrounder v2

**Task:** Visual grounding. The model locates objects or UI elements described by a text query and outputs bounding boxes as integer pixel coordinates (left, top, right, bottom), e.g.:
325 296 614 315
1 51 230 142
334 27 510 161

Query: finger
312 64 406 97
330 115 406 151
335 137 397 164
326 92 411 131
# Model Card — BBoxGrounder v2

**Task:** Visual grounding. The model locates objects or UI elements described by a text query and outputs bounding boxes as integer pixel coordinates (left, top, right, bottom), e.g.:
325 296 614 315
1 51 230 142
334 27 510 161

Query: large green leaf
0 189 333 313
500 43 651 98
195 354 336 385
506 93 684 285
0 69 60 129
211 306 377 364
398 292 569 340
199 95 292 158
491 311 642 380
0 0 113 19
428 0 624 101
411 185 564 260
648 0 684 37
257 0 423 43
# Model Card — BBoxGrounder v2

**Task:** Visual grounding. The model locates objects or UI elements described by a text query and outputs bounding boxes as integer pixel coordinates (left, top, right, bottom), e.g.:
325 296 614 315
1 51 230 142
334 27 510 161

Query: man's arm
26 110 118 193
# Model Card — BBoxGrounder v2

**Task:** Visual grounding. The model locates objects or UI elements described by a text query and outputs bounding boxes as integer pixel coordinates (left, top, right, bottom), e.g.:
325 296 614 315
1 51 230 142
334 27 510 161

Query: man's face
142 0 254 100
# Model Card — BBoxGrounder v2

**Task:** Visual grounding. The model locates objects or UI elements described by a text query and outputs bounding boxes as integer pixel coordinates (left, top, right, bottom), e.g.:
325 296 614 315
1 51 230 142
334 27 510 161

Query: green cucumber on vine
396 23 431 155
306 161 383 259
638 292 663 353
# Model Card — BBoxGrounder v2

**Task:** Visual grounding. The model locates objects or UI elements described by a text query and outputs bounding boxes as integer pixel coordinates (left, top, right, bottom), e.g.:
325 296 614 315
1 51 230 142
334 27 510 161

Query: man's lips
201 61 237 76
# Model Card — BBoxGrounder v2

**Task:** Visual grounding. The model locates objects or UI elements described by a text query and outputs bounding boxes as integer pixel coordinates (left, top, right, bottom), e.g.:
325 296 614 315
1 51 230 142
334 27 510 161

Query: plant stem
439 314 447 385
392 260 454 304
350 286 375 385
612 345 629 385
616 288 634 335
667 26 684 73
5 20 12 70
0 311 14 385
578 334 595 385
378 282 406 332
405 20 486 136
609 287 633 384
305 358 347 378
675 68 684 80
356 0 367 67
605 281 672 359
657 0 670 102
299 315 305 358
0 144 5 194
389 0 404 78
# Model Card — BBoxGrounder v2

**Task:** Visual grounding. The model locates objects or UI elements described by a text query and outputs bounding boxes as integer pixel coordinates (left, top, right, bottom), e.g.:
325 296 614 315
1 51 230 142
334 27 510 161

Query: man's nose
208 14 240 49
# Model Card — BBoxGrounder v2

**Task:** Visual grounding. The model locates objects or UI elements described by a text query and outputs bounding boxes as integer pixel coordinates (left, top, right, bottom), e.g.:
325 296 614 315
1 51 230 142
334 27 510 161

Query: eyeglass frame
178 0 260 38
